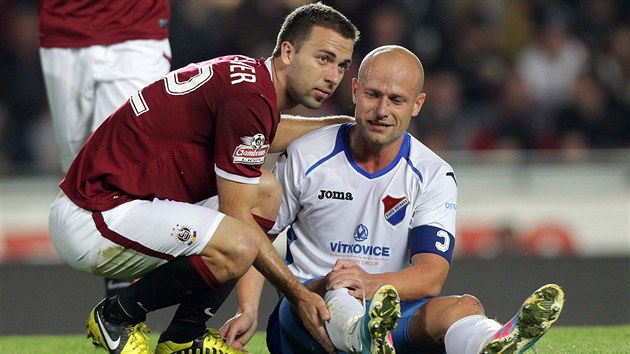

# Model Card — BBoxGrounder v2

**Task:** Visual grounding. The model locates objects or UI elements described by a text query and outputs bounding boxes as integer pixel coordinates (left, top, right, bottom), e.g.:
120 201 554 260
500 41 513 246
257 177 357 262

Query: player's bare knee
456 294 485 315
225 231 259 272
428 294 486 332
208 244 256 281
201 223 259 281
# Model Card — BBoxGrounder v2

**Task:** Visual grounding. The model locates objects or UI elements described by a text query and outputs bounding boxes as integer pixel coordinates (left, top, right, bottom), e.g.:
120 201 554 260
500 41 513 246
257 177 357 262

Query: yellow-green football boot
155 328 248 354
481 284 565 354
87 298 151 354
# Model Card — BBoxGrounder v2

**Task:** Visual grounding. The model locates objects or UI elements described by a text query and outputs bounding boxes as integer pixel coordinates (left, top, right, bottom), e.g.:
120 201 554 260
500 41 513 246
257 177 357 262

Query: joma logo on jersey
317 189 353 200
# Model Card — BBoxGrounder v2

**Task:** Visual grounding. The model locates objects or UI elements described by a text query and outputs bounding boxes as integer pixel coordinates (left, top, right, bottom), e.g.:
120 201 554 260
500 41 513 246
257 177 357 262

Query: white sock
324 288 364 352
444 314 501 354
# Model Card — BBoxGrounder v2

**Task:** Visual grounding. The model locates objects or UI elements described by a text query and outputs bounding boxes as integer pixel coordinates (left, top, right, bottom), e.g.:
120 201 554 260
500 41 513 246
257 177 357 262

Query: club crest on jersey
171 224 197 246
382 195 410 226
233 133 269 165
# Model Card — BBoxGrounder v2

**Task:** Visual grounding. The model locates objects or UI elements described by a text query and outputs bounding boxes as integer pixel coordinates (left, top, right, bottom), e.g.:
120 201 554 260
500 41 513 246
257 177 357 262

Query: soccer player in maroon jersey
48 3 359 354
38 0 172 298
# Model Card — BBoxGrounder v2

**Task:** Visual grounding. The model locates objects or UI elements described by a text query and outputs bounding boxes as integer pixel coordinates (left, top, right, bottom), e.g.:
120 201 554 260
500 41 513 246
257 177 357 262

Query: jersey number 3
435 230 450 252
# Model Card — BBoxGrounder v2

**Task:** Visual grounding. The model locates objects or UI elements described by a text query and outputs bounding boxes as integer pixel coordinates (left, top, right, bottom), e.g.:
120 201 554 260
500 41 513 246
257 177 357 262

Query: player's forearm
235 266 266 315
270 114 354 152
372 256 449 301
215 176 306 302
252 234 307 302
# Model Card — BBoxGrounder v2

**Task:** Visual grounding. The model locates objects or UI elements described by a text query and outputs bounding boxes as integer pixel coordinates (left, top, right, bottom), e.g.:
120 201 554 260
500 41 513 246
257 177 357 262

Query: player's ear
412 92 426 117
280 41 294 65
351 78 359 104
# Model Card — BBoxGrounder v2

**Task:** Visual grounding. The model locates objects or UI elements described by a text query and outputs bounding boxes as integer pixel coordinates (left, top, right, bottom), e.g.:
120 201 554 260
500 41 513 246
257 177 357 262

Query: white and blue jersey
272 123 457 280
267 123 457 354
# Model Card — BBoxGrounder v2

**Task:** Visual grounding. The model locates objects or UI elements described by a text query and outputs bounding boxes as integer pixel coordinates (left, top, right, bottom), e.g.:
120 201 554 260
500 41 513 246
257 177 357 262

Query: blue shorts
266 287 434 354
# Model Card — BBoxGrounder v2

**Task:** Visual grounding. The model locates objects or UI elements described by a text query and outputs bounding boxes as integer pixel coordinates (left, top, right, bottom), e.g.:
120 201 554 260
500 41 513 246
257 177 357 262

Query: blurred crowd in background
0 0 629 174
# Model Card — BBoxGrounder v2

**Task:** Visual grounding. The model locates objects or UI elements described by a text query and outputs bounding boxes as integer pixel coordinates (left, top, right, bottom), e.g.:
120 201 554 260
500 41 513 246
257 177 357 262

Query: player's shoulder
199 55 274 102
205 55 270 85
407 134 450 164
287 123 345 154
406 133 455 176
282 123 346 172
210 55 267 74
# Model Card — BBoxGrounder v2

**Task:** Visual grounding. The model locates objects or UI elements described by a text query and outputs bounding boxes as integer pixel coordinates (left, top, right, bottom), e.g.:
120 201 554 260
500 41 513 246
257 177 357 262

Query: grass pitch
0 325 628 353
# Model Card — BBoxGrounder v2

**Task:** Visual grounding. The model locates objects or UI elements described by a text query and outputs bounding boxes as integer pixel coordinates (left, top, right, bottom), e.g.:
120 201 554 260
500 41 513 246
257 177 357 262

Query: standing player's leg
94 39 172 299
92 38 171 132
40 46 95 172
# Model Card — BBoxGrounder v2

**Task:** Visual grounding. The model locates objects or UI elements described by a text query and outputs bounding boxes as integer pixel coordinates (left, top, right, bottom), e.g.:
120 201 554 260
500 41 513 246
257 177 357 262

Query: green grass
0 325 628 353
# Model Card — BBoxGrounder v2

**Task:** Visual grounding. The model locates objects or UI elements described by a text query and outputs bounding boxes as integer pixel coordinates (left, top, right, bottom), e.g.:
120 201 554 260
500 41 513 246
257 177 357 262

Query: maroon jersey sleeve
38 0 170 47
60 56 278 211
214 93 276 182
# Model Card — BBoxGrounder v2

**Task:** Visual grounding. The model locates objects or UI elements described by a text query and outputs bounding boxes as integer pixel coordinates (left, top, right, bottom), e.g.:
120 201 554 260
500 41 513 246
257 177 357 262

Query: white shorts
49 194 223 279
40 39 171 171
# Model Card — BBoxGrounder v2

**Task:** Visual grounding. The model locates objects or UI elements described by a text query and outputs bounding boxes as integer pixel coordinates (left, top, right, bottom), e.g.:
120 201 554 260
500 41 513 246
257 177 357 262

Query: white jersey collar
264 57 273 80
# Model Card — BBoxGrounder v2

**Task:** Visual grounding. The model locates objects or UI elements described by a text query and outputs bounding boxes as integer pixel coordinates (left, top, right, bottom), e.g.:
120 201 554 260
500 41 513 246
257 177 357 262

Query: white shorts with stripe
49 194 223 279
40 38 171 172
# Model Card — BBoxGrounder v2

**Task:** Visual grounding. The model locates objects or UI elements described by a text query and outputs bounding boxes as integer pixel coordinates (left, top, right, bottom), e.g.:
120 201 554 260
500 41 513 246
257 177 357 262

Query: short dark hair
272 2 360 58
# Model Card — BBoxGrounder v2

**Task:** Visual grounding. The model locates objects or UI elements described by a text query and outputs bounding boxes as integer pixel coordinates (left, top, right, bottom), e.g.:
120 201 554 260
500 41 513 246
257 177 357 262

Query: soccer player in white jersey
242 46 565 354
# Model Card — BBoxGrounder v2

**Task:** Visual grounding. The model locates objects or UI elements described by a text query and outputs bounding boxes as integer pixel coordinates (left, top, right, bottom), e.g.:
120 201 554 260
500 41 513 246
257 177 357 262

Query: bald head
357 45 425 95
350 45 427 152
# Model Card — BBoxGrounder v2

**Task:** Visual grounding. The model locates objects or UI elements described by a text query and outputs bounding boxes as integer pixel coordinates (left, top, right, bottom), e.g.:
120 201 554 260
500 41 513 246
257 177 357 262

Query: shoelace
205 329 248 354
128 323 151 352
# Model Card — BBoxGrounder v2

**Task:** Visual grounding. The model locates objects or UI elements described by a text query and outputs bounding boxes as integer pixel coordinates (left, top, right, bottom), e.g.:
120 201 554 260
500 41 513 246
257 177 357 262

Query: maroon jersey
38 0 169 47
61 55 279 211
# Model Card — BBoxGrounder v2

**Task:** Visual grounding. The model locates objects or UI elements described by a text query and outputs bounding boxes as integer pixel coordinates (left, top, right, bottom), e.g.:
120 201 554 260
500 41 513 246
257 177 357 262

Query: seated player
220 45 565 354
